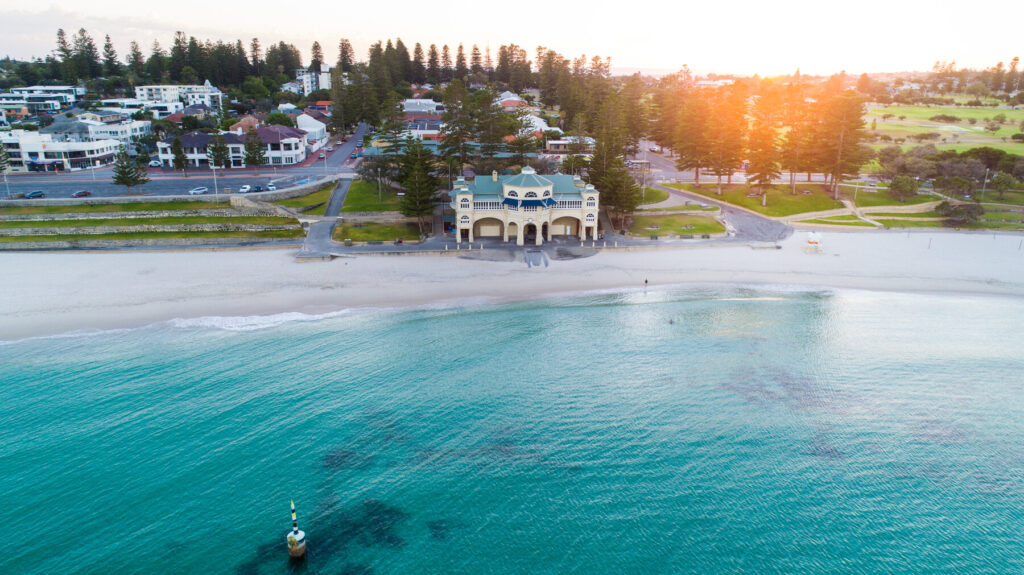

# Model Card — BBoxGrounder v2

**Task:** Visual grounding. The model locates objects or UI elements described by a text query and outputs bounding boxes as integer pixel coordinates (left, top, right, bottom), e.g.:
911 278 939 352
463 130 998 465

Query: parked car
349 152 357 159
266 183 277 191
238 185 252 194
318 153 326 159
71 190 91 198
188 187 209 195
648 145 662 153
253 185 263 192
148 160 163 167
24 190 45 199
326 146 334 152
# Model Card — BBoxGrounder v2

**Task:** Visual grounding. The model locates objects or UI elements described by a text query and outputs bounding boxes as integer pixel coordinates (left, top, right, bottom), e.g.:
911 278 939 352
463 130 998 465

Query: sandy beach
3 231 1023 340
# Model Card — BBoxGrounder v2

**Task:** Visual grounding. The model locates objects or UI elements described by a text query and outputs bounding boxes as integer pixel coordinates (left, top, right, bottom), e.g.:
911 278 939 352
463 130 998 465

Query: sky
2 1 1018 77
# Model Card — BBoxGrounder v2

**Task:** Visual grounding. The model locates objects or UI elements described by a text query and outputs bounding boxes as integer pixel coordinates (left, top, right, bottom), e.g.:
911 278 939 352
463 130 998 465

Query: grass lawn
274 182 336 215
333 222 421 242
980 211 1024 222
848 191 935 208
340 180 402 212
867 211 942 218
0 230 305 243
0 201 228 215
637 187 669 205
668 183 843 217
801 218 876 227
805 214 863 221
865 103 1024 154
979 189 1024 206
627 214 725 236
0 216 297 228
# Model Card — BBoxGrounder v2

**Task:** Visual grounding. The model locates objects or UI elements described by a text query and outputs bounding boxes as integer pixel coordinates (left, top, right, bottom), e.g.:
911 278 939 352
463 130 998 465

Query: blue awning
501 198 558 207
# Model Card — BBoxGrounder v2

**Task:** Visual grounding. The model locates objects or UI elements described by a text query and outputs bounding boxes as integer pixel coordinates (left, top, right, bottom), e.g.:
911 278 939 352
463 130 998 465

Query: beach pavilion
450 167 600 246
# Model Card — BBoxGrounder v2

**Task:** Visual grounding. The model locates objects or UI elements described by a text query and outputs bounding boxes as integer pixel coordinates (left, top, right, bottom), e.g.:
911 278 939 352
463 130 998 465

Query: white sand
3 231 1023 340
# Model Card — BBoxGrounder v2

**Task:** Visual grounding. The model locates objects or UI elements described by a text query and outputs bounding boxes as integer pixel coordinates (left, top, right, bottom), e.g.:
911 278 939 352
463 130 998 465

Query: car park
71 190 91 198
266 183 277 191
188 187 209 195
238 185 251 194
24 190 45 199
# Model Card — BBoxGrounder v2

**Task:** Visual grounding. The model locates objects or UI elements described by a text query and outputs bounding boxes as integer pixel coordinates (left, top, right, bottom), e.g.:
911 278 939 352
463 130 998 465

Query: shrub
1011 133 1024 142
929 114 959 123
935 201 984 226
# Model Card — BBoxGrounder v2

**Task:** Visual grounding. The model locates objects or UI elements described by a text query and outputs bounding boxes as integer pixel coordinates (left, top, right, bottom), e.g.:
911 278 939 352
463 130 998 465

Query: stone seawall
0 223 302 236
0 237 304 250
0 209 244 222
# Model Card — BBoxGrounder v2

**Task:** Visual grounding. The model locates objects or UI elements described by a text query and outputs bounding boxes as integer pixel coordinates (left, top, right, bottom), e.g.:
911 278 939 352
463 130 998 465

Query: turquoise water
2 286 1023 574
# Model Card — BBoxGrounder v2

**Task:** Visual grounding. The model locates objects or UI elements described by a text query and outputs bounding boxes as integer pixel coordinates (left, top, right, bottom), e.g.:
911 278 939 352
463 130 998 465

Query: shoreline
3 231 1023 341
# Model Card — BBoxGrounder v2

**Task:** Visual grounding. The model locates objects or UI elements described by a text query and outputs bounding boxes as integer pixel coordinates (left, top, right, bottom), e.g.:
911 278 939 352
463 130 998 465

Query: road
1 123 368 200
629 140 834 186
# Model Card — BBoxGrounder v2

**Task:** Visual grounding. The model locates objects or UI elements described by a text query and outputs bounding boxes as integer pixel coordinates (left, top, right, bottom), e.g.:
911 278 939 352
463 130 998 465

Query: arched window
543 190 551 197
525 191 538 198
460 198 470 207
460 215 470 223
586 197 596 207
508 190 518 197
586 213 596 221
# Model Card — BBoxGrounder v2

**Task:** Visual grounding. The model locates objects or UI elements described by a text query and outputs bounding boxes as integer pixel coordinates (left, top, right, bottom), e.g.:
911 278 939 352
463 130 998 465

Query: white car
188 187 209 195
326 146 334 152
148 160 162 167
238 185 251 193
648 145 662 153
266 183 277 191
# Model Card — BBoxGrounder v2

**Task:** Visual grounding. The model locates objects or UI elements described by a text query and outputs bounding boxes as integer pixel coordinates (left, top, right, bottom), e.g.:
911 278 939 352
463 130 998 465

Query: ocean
2 286 1022 574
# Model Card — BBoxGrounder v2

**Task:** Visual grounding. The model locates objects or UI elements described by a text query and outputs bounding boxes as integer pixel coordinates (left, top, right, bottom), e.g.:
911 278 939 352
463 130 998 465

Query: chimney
492 170 498 182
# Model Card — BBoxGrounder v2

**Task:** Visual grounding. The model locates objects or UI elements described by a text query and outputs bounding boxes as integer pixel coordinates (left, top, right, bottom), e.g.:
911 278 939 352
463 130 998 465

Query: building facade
155 125 309 168
450 167 600 245
295 68 332 96
134 82 223 109
0 130 119 173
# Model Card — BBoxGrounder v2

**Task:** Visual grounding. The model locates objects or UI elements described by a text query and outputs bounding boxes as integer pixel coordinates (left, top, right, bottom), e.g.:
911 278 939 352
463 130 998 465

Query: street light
212 163 219 198
377 168 382 203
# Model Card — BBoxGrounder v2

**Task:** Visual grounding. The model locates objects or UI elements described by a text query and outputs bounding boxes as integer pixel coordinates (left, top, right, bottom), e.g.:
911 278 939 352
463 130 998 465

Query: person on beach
644 279 648 287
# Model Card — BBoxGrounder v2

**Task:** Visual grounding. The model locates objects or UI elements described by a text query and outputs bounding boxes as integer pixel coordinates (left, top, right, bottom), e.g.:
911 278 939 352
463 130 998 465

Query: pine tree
470 45 483 75
127 41 145 79
0 144 10 198
704 86 747 195
426 44 440 84
746 102 782 206
250 38 262 76
398 138 439 235
55 28 75 82
411 43 426 84
73 28 102 80
441 45 452 81
674 94 710 185
244 128 266 174
169 31 188 82
171 136 188 176
208 135 230 169
102 35 120 77
310 41 323 73
455 44 468 79
819 90 870 198
147 40 166 80
111 150 149 194
337 38 354 73
597 157 641 229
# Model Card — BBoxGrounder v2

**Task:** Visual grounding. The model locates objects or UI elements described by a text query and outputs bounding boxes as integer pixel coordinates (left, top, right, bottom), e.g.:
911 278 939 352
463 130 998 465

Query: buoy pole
286 500 306 559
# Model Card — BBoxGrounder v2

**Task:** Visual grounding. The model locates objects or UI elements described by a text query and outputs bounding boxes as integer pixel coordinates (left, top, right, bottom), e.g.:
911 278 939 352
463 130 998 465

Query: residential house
280 82 303 95
307 100 333 113
401 98 445 114
156 125 309 168
544 136 595 155
497 91 527 111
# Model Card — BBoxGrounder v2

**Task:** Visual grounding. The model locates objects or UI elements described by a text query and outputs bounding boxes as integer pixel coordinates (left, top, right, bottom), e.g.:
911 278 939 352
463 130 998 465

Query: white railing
473 201 502 210
557 201 582 209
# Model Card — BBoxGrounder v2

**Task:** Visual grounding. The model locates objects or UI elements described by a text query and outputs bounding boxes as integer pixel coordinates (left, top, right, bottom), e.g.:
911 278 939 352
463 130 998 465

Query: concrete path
651 183 791 242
